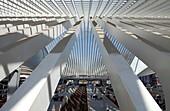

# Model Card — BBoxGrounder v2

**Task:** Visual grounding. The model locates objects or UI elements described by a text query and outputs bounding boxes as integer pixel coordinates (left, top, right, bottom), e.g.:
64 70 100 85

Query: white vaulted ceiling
0 0 169 18
0 1 170 111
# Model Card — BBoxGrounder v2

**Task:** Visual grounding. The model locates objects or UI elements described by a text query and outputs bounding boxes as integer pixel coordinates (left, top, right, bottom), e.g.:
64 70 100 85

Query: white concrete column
96 18 170 110
0 21 82 111
90 20 162 111
0 18 77 81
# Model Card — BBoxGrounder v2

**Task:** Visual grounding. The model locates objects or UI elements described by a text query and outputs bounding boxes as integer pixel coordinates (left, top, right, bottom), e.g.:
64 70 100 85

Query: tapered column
0 20 82 111
0 18 76 81
96 18 170 110
90 20 161 111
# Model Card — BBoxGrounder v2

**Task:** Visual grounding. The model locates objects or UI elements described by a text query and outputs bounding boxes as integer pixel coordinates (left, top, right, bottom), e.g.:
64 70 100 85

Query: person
155 98 159 105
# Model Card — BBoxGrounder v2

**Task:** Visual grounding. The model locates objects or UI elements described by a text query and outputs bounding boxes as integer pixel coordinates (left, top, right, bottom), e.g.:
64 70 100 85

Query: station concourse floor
48 85 119 111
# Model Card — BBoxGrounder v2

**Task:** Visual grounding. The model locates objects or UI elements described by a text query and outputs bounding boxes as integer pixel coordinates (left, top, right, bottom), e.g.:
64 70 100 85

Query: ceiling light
145 29 152 32
152 32 162 35
131 35 139 39
162 35 170 39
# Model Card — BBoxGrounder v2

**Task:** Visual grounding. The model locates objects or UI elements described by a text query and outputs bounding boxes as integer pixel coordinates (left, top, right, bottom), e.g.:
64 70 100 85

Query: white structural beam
120 0 145 17
44 1 60 16
22 1 44 15
0 21 82 111
142 1 170 17
127 0 157 16
0 18 69 35
91 21 161 111
96 18 170 110
93 0 102 18
133 0 166 17
81 0 85 17
34 1 51 15
125 20 170 36
109 18 170 52
113 0 134 16
0 33 52 80
138 0 167 17
71 0 79 18
0 18 76 81
138 68 155 77
109 0 124 16
0 20 67 49
99 0 112 17
51 0 67 16
61 0 73 17
88 0 92 18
